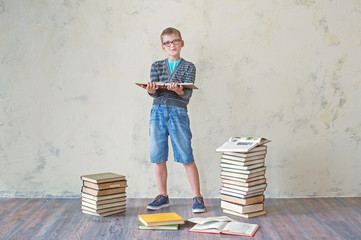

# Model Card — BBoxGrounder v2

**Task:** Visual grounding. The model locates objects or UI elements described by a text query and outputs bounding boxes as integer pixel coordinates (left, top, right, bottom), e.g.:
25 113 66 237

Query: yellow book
138 212 185 227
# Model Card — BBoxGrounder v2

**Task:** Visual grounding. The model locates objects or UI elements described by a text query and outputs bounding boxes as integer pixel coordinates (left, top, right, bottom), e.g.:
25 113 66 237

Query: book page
216 141 258 152
229 137 271 144
222 221 258 235
190 221 228 233
188 216 234 224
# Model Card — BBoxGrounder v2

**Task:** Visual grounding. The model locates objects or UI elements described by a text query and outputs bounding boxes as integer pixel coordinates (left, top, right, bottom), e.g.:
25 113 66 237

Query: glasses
162 39 182 47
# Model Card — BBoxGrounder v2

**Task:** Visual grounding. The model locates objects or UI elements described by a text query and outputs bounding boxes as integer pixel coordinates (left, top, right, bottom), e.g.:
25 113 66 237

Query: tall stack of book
81 172 127 217
216 137 271 218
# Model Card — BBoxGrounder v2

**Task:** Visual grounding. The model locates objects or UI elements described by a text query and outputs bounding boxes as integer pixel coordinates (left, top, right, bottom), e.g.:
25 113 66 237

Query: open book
135 82 198 89
216 137 271 153
188 216 259 237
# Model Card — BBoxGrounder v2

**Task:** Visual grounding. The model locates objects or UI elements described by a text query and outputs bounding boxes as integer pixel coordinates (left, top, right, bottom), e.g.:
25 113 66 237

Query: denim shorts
149 104 194 164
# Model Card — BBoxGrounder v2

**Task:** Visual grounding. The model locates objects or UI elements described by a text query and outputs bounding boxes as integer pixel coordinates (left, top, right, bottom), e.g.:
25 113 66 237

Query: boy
141 27 206 213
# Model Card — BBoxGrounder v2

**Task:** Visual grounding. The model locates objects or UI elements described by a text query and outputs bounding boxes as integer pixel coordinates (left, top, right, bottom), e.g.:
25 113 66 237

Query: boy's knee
155 161 167 166
183 162 195 167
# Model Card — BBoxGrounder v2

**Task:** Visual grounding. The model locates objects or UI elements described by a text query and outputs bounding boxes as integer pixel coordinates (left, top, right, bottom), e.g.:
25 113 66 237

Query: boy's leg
155 162 168 196
168 106 200 196
168 106 206 212
148 105 170 210
183 162 201 197
147 162 170 210
184 162 206 213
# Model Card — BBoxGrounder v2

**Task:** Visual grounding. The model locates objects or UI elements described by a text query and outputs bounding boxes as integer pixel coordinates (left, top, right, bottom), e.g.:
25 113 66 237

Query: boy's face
161 33 184 60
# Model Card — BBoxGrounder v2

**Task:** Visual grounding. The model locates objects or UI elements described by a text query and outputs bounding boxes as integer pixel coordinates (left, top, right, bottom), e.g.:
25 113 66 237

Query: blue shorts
149 104 194 164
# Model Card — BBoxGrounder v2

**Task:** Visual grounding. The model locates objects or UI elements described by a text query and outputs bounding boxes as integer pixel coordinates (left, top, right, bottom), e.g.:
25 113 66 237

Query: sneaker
192 196 206 213
147 194 170 210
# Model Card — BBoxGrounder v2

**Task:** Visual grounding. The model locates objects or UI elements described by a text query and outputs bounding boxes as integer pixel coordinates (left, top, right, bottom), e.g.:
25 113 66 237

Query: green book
138 221 179 230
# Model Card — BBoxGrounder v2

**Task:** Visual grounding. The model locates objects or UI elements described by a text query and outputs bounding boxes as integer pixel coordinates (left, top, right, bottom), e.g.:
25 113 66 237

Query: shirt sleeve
148 62 160 98
179 63 196 99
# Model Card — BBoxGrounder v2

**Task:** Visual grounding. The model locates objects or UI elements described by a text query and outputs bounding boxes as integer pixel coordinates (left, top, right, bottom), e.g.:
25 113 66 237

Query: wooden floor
0 197 360 240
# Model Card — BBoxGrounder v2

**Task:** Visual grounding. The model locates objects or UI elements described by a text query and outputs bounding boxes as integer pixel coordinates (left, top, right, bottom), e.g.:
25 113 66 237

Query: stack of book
138 212 184 230
216 137 271 218
81 172 127 217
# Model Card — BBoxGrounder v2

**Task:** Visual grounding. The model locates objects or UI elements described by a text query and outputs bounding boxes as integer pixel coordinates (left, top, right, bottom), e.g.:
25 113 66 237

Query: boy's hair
160 27 182 43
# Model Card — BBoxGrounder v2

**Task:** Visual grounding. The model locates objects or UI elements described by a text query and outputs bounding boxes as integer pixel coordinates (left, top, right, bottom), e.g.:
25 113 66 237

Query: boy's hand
141 82 159 94
167 82 184 95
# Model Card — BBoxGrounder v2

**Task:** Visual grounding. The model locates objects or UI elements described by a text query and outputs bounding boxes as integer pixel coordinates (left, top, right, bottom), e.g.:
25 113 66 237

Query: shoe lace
155 194 163 202
195 197 205 208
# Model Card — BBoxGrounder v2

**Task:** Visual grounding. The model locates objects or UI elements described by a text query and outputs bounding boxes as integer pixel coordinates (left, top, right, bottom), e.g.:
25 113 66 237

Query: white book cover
216 137 270 153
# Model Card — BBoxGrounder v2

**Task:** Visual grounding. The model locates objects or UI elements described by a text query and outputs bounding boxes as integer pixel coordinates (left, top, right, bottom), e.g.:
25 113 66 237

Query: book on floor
221 166 266 175
216 137 270 153
138 212 185 227
81 200 126 210
82 196 126 206
135 82 198 89
83 180 127 190
223 209 267 219
221 175 265 183
221 194 265 205
81 192 126 201
138 222 179 230
188 216 259 237
222 183 267 193
81 186 126 196
222 178 266 187
220 162 264 170
81 172 126 183
221 186 265 196
81 205 126 216
221 170 265 179
222 150 267 158
188 216 234 224
221 200 264 214
220 190 265 199
221 158 265 166
82 207 126 217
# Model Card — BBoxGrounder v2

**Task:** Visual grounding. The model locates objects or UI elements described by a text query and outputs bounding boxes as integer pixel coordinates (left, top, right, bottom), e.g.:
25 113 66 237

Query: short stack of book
138 212 184 230
81 172 127 217
216 137 271 218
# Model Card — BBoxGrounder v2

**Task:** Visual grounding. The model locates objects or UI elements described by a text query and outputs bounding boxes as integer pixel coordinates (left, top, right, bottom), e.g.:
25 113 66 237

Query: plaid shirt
149 58 196 109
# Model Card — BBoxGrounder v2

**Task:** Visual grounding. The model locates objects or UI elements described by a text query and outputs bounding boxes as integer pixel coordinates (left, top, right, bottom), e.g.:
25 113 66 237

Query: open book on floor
188 216 259 237
217 137 270 153
135 82 198 89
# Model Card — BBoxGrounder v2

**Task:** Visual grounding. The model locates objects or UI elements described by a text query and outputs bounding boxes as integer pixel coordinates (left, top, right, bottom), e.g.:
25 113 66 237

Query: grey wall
1 0 360 198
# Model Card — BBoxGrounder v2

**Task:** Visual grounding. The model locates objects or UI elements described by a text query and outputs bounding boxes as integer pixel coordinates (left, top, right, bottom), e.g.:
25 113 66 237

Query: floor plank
0 197 360 240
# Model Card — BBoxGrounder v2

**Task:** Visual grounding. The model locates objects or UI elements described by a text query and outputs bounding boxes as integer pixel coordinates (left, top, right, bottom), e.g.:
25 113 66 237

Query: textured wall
1 0 360 198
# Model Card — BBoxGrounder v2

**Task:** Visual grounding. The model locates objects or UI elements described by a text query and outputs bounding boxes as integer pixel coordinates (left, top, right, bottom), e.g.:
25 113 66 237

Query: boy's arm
177 63 196 99
147 62 160 97
141 82 159 94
